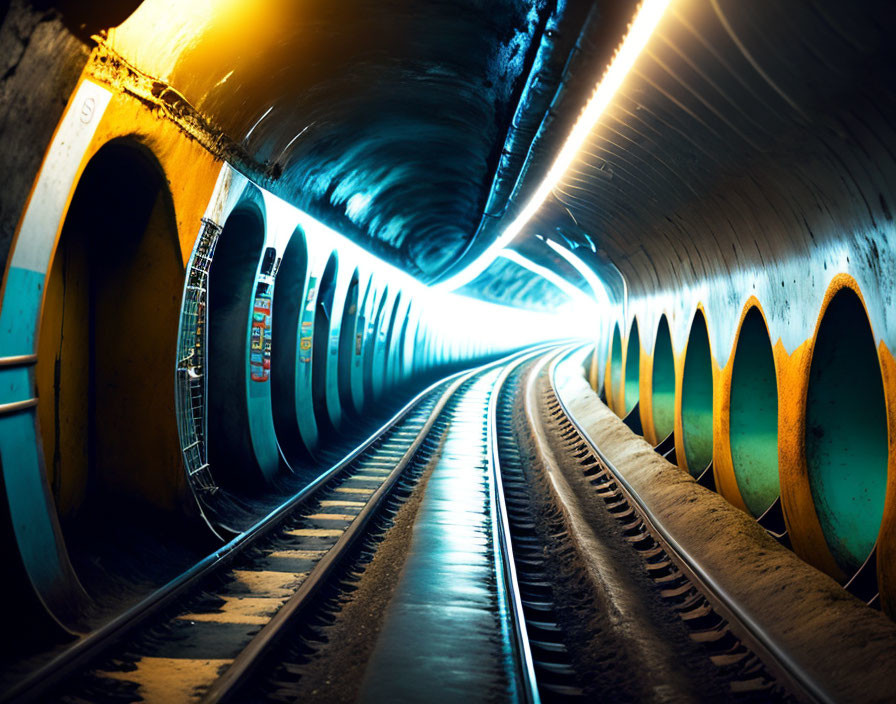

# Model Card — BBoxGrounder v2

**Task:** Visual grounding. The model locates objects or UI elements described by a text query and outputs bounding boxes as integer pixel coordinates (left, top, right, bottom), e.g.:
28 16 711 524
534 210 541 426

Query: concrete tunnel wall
0 30 569 632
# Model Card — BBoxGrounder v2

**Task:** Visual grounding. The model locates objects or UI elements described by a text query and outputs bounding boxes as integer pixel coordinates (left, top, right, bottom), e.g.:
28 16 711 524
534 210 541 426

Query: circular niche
806 287 888 575
681 309 714 476
624 319 641 416
730 307 779 517
609 323 622 413
652 315 675 442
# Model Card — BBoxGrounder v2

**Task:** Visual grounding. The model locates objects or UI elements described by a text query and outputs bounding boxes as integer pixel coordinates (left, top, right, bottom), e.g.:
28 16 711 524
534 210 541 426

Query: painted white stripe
11 81 112 274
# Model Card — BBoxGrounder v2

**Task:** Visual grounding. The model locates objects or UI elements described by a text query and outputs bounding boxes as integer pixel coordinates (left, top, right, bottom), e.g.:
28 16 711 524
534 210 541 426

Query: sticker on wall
250 281 273 382
300 318 313 363
305 277 318 313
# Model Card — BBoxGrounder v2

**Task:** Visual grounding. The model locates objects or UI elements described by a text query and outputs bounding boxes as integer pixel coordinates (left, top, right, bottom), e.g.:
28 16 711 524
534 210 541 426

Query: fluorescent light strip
437 0 671 291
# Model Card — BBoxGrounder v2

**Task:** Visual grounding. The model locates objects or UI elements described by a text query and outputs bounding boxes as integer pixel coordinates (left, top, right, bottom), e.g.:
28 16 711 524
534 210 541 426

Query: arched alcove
652 315 675 442
609 323 622 414
311 254 339 438
37 140 184 525
207 205 268 487
806 288 888 575
379 292 403 399
364 286 389 406
623 319 641 416
391 306 413 388
681 309 713 476
730 307 779 517
350 277 374 415
271 226 309 465
337 269 361 420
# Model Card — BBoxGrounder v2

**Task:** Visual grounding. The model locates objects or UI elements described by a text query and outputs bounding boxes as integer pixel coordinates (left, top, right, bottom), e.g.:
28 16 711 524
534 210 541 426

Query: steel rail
203 368 469 701
486 349 547 704
547 346 829 704
4 354 529 704
199 344 561 702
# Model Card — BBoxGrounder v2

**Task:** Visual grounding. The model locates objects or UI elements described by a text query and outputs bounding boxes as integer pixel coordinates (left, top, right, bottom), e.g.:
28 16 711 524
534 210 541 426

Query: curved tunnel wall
599 272 896 605
13 0 896 632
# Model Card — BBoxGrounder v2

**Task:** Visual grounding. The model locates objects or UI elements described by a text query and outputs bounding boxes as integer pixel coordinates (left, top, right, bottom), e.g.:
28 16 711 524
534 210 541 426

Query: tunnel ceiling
101 0 896 314
497 1 896 302
103 0 617 284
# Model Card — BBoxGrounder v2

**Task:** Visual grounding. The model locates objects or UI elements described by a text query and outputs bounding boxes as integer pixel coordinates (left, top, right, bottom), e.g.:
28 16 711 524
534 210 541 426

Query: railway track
2 349 547 703
5 344 842 703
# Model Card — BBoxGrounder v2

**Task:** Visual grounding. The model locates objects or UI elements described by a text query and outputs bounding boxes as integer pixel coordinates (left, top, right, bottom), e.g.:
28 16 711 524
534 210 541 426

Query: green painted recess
609 323 622 410
624 320 641 415
806 289 888 575
652 315 675 441
730 308 779 516
681 310 713 476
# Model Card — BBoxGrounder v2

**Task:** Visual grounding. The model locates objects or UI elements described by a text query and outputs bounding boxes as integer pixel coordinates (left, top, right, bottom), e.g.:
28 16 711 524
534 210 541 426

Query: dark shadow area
609 323 622 415
337 269 360 423
624 319 640 416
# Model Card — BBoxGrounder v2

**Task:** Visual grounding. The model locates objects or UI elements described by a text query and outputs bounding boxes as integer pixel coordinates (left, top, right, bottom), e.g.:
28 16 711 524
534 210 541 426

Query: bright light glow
257 183 583 353
436 0 671 291
543 239 612 310
499 249 593 309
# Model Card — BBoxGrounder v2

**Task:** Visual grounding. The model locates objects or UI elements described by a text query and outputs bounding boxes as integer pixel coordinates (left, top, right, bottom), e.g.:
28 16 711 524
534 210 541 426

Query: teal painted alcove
624 319 641 416
652 315 675 441
730 308 779 517
806 288 888 575
681 310 713 476
609 323 622 411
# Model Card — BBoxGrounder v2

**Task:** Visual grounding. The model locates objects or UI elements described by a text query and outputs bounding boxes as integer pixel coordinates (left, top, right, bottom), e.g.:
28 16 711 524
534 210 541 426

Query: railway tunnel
2 0 896 701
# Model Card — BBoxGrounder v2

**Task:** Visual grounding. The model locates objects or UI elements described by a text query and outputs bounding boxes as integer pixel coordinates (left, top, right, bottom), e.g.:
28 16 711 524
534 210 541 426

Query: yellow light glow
438 0 672 291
